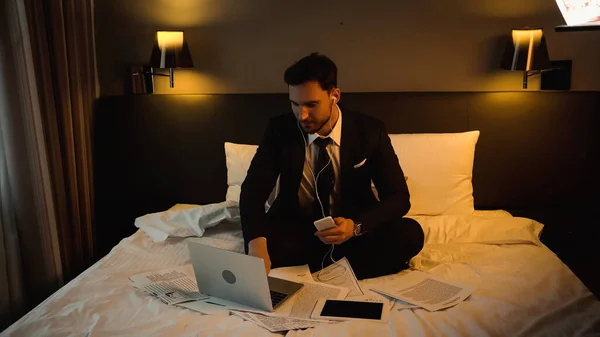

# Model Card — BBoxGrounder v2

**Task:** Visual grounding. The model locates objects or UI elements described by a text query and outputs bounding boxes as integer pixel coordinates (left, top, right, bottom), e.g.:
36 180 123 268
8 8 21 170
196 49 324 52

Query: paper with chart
129 265 209 305
371 270 474 311
232 311 333 333
311 257 364 297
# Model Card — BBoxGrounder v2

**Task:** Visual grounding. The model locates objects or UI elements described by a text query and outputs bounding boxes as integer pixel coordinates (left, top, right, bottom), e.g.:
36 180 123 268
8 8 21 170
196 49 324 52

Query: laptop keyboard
270 290 287 307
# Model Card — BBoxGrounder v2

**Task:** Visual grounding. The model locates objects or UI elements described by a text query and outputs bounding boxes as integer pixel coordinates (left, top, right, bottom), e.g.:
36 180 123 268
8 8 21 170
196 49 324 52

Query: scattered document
312 257 364 297
371 270 474 311
202 297 284 317
129 266 209 305
277 281 349 319
150 288 208 305
270 264 313 283
352 289 398 310
129 266 191 287
177 300 230 316
232 311 332 333
392 298 420 310
200 281 348 319
143 279 209 305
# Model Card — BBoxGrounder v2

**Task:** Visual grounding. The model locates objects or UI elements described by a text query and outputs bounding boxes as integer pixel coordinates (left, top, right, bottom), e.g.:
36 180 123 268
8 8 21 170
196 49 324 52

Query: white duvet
3 212 599 337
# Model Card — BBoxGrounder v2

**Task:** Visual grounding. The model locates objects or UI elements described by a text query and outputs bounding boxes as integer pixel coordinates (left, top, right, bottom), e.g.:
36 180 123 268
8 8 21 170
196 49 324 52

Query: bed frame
93 92 600 293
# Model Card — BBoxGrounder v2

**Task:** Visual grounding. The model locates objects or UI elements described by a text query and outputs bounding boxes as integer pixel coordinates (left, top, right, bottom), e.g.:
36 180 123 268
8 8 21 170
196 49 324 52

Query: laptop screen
556 0 600 26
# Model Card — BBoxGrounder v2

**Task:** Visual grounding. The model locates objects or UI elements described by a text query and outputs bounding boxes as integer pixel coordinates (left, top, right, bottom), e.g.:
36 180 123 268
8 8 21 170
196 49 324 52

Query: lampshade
501 28 551 71
150 31 193 69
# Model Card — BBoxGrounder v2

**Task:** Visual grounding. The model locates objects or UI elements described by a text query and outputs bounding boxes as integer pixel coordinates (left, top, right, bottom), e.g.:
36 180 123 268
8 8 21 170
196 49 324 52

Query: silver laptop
187 241 304 312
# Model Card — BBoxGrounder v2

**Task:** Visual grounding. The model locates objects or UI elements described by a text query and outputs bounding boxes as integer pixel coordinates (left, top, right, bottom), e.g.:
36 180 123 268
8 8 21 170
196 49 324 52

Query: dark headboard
93 92 600 258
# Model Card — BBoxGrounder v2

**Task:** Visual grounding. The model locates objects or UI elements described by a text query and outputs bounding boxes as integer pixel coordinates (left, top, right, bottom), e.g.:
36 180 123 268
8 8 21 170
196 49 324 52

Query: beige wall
95 0 600 95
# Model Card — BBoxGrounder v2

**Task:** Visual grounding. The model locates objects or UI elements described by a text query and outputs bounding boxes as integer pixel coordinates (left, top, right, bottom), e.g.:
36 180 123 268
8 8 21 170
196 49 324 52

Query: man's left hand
315 217 355 244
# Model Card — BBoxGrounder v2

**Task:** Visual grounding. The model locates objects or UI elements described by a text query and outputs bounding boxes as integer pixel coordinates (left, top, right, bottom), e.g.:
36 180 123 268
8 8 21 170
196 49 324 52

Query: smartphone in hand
314 216 337 231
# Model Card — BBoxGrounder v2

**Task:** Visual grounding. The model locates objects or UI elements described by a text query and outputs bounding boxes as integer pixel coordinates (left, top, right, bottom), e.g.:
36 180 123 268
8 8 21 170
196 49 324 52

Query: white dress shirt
298 106 342 216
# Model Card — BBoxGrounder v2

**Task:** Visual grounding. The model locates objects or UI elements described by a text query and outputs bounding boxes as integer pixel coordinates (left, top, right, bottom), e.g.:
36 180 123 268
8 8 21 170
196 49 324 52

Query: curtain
0 0 63 330
0 64 26 330
0 0 98 329
24 0 98 281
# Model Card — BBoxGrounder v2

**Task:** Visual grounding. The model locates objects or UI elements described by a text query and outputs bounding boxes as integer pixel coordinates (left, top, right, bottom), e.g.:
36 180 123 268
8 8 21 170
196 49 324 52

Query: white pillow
226 130 479 216
224 142 258 203
389 131 480 216
409 214 543 246
224 142 278 209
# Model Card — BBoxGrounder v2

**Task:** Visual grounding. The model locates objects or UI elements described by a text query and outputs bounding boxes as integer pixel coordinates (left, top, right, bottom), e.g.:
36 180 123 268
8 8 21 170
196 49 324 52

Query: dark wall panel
93 92 600 257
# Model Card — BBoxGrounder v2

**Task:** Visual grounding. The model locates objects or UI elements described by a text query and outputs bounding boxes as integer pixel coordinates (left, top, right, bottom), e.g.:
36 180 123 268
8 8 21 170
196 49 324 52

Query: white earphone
294 94 338 218
293 95 345 278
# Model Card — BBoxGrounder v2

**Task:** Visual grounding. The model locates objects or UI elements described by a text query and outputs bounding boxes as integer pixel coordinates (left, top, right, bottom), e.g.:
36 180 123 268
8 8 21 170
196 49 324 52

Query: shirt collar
307 105 342 146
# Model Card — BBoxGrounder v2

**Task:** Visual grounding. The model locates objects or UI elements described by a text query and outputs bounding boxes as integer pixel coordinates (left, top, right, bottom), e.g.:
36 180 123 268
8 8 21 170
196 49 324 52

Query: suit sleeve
240 119 280 245
356 122 411 232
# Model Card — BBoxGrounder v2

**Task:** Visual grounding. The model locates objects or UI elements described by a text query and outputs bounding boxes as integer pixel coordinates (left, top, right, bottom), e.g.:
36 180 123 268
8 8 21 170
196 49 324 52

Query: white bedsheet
3 213 599 337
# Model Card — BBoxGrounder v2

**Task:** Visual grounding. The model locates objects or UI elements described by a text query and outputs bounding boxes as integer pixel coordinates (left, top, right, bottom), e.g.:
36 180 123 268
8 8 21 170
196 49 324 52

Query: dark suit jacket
240 110 410 244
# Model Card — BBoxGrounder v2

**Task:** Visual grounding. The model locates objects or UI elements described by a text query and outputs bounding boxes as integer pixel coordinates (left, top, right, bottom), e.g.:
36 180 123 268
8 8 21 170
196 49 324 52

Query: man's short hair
284 53 337 92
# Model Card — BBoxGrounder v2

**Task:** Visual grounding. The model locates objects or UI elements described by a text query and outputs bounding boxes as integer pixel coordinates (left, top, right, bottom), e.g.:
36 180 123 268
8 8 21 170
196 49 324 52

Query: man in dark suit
240 53 424 280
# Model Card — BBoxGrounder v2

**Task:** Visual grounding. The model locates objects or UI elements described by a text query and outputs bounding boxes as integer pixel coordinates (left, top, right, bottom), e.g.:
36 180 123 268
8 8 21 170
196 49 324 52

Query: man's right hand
248 237 271 275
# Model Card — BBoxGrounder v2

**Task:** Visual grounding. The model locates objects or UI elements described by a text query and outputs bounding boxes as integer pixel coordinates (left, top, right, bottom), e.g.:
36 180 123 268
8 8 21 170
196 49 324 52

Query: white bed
3 210 599 337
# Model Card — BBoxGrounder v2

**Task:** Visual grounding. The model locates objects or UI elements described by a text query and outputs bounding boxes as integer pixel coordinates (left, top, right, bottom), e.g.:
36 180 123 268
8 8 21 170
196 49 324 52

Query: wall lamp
500 28 552 89
132 31 194 91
